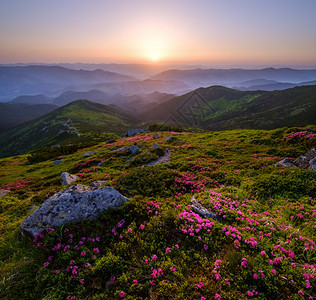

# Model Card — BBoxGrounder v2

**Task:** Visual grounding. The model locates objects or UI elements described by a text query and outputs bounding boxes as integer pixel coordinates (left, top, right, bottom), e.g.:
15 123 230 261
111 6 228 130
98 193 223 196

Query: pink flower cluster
1 178 31 190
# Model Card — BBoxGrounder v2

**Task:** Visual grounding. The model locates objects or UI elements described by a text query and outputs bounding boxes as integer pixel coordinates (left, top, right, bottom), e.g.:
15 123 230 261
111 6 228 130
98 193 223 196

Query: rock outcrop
111 145 141 155
0 189 9 197
165 136 175 143
122 128 145 137
274 149 316 170
61 172 78 185
52 159 64 165
190 197 220 221
146 150 171 166
90 180 108 188
274 158 297 168
20 184 129 238
83 151 99 156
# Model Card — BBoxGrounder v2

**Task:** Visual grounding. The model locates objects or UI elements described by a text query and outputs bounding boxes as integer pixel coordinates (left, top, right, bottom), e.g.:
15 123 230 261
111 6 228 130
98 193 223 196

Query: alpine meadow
0 1 316 299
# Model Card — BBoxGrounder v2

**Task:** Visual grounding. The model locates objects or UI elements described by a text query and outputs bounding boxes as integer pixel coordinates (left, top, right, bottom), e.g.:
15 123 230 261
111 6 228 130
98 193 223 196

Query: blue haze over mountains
1 64 316 104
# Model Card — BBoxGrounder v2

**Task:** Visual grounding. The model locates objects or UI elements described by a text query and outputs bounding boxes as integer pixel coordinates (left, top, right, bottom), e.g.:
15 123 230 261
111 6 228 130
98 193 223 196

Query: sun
151 54 158 62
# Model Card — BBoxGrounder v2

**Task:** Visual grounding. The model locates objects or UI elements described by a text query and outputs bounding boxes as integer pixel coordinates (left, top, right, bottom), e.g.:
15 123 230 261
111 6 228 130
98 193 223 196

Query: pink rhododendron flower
119 291 125 298
271 269 276 275
197 281 204 289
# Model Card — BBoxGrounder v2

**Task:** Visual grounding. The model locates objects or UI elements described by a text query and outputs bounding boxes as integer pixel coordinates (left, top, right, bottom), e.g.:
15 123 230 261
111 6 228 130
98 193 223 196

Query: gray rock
165 136 175 143
274 158 297 168
0 189 9 197
90 180 108 188
20 184 129 238
309 157 316 171
151 143 160 149
146 150 171 166
106 139 115 144
306 148 316 160
124 128 145 137
61 172 78 185
293 149 316 170
153 134 160 139
190 197 219 221
83 151 99 156
97 161 105 167
111 145 141 155
294 156 309 169
52 159 64 165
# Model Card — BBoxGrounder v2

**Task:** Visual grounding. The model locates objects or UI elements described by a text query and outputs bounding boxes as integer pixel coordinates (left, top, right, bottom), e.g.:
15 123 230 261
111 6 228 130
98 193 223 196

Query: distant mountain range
2 65 316 104
0 65 135 101
151 67 316 90
233 79 316 91
0 100 140 157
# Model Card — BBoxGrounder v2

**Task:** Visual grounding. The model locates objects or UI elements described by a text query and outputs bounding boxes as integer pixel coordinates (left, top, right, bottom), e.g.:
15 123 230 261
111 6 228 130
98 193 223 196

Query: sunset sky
1 0 315 67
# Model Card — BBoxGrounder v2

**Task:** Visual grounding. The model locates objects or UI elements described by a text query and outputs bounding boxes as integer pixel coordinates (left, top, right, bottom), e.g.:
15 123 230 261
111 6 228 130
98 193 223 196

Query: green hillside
0 100 140 158
141 85 316 130
0 127 315 299
0 102 58 132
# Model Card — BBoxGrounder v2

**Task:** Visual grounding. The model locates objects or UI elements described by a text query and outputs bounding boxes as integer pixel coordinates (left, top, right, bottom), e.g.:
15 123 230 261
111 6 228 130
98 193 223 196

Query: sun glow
151 54 158 62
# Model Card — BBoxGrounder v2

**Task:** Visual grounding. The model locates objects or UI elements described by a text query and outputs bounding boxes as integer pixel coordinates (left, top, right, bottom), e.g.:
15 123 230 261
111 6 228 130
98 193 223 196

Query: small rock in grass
0 189 10 197
61 172 78 185
274 158 297 168
52 159 64 165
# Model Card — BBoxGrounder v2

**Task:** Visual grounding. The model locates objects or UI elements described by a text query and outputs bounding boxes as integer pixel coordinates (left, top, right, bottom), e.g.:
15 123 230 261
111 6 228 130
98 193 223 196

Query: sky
0 0 316 67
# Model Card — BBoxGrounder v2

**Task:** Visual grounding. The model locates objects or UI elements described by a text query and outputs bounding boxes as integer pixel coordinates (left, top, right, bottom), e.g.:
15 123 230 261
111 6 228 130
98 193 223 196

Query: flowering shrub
72 158 102 172
1 178 31 191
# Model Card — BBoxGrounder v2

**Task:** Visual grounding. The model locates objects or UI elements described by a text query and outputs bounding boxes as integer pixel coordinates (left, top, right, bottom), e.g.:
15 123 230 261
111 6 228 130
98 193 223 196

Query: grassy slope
140 86 262 123
141 85 316 130
0 126 315 299
0 103 58 132
0 100 141 158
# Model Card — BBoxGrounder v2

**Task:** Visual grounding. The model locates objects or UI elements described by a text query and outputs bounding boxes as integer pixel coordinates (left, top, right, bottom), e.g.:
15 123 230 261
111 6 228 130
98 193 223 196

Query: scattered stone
106 139 115 144
275 149 316 170
90 180 108 188
151 143 160 149
153 134 160 139
146 150 171 166
0 189 9 197
97 161 105 167
190 197 219 221
28 204 38 211
61 172 78 185
165 136 175 143
19 184 129 238
309 157 316 171
124 128 145 137
274 158 297 168
293 156 309 169
83 151 99 156
52 159 64 165
111 145 141 155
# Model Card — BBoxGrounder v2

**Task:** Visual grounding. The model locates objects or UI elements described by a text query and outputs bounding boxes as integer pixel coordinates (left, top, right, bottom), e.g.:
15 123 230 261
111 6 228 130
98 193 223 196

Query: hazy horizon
1 0 316 67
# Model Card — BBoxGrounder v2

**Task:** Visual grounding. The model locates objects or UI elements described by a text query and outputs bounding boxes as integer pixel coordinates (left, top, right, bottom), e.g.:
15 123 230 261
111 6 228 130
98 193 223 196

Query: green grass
0 126 315 299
